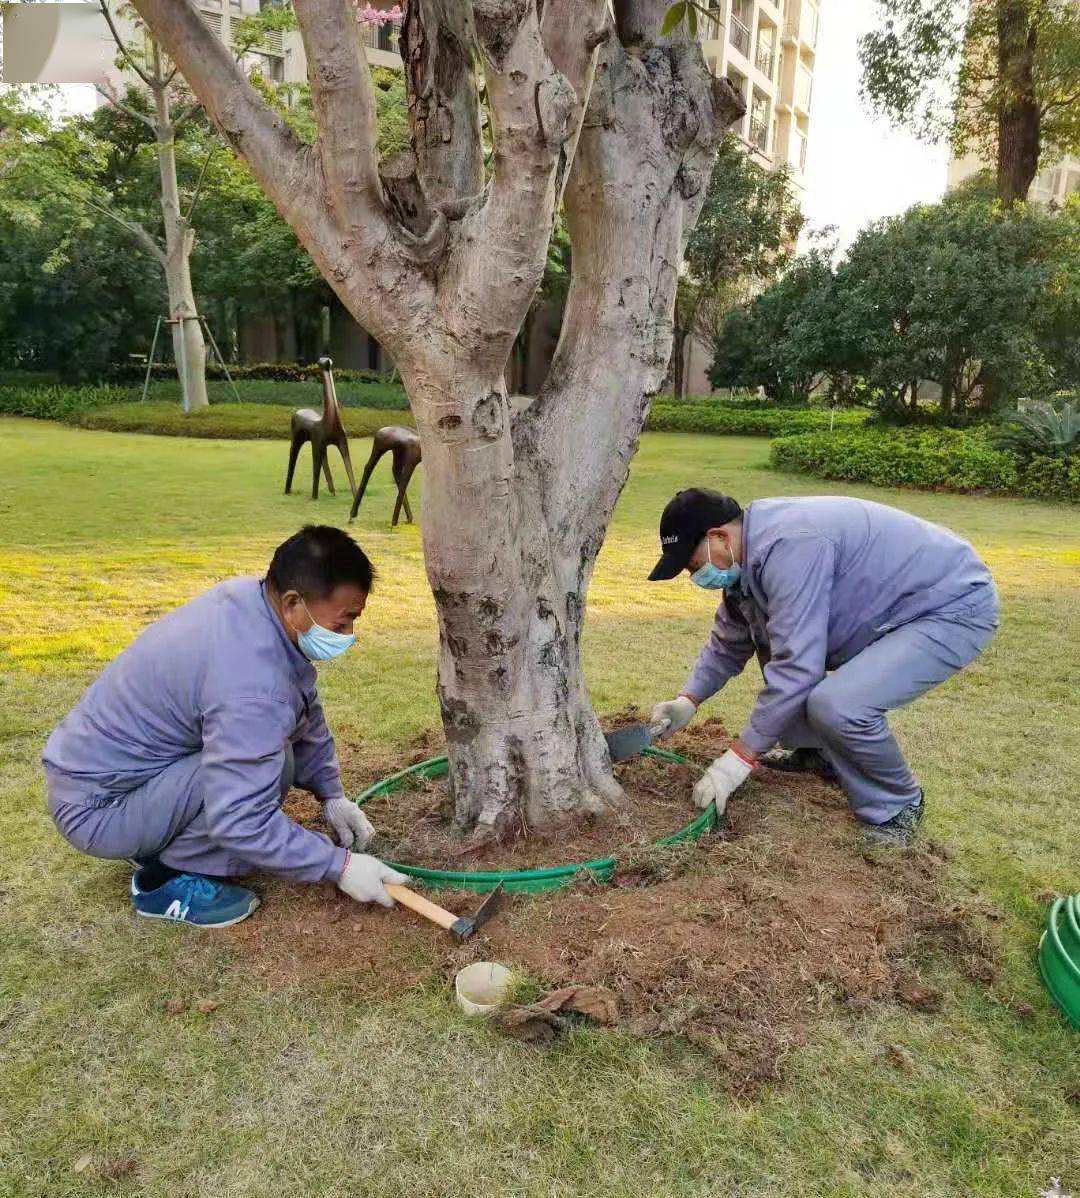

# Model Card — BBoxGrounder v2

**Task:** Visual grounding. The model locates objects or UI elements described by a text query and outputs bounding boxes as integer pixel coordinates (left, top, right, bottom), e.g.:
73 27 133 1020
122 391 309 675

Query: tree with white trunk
95 1 213 411
129 0 744 838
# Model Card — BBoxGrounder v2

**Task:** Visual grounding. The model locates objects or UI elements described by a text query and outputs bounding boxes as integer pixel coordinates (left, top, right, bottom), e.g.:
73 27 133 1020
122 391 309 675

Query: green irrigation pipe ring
355 745 715 894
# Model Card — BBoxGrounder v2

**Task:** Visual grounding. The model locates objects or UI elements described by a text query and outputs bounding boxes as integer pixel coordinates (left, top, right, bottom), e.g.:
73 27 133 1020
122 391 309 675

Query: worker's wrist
728 740 757 767
678 693 700 708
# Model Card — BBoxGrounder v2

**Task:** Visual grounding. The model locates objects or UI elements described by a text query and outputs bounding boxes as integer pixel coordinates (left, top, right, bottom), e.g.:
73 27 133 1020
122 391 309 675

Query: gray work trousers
47 745 295 878
778 588 999 824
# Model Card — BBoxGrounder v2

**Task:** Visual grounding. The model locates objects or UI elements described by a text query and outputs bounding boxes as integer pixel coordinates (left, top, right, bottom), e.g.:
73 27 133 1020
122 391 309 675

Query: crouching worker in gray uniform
647 490 999 846
43 525 408 927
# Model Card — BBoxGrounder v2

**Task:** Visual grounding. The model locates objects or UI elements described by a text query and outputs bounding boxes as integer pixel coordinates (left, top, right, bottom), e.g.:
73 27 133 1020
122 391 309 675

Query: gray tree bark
129 0 743 836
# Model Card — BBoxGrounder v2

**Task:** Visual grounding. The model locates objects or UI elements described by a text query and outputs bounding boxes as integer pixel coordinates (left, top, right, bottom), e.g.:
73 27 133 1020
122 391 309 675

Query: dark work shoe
760 746 838 783
131 869 259 928
861 794 925 848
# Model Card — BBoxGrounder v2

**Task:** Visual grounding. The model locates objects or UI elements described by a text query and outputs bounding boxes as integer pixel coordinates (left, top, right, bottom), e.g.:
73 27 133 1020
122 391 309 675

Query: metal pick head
451 881 506 940
472 880 506 930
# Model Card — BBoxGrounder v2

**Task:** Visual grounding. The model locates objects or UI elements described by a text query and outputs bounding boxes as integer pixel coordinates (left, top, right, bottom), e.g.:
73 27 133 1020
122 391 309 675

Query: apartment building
699 0 819 189
949 149 1080 207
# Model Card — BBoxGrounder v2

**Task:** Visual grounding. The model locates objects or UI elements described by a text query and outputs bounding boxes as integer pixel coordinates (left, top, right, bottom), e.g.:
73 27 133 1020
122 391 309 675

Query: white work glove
322 796 374 850
337 852 410 908
692 748 754 816
649 695 698 739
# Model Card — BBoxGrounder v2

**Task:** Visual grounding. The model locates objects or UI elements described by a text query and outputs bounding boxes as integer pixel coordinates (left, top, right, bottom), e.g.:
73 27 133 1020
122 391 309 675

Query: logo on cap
661 534 680 546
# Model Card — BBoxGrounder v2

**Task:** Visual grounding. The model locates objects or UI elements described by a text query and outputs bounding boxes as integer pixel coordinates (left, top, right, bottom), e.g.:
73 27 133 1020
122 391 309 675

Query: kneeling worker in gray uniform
647 490 999 845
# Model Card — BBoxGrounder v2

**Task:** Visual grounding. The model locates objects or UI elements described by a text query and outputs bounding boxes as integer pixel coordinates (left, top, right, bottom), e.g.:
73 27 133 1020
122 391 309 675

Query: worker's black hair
267 525 375 599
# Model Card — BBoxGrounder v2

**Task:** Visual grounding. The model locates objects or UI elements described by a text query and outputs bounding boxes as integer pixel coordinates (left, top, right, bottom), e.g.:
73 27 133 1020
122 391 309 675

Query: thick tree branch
524 5 743 574
438 0 577 358
399 0 484 206
292 0 384 233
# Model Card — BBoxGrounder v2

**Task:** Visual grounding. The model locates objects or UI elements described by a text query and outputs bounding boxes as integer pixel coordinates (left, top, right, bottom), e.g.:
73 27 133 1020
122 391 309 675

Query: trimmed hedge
73 401 414 440
102 361 392 385
647 402 870 437
770 427 1080 502
0 384 129 420
0 378 410 417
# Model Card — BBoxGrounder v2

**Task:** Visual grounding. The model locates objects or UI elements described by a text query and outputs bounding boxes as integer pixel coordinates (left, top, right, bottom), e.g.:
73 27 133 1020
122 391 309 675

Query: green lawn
1 417 1078 1197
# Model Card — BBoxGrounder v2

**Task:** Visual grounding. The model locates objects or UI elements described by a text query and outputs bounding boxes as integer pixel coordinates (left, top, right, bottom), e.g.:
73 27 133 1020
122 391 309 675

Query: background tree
127 0 743 837
859 0 1080 204
0 91 163 377
671 134 803 397
711 193 1080 420
709 242 838 403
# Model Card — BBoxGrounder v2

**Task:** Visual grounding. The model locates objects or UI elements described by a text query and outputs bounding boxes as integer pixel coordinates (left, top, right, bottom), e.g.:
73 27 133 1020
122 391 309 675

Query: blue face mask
293 600 356 661
690 537 741 591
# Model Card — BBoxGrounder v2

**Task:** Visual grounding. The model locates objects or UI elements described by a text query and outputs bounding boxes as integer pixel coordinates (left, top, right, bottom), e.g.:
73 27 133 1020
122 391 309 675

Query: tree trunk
670 327 688 398
996 0 1041 206
151 53 208 411
129 0 742 833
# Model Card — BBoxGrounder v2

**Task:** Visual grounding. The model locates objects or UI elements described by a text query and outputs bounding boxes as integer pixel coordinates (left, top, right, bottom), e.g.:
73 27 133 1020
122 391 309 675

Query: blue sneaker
130 868 259 928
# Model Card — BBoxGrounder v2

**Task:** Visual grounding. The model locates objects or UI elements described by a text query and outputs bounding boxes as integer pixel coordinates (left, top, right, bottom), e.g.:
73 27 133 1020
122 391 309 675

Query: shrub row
101 361 392 385
0 383 129 420
770 428 1080 502
647 402 869 437
0 377 411 417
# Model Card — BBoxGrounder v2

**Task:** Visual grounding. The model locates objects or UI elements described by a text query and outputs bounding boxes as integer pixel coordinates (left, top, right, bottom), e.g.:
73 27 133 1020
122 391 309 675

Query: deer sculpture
349 425 422 527
284 356 357 501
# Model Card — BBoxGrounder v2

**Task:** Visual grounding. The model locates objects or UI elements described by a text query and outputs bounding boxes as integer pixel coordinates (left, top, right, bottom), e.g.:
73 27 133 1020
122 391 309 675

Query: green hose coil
356 745 713 894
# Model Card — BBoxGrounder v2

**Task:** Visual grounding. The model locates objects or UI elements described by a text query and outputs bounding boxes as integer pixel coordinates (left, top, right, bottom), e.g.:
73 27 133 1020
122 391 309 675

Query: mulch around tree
223 715 1001 1096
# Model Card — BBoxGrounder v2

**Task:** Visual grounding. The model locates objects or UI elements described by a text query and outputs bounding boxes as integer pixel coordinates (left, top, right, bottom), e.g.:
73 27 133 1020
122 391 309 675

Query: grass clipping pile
227 717 1000 1095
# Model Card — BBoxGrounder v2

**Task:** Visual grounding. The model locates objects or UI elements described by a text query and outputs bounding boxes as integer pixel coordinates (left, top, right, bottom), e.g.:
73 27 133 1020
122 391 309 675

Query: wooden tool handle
385 884 458 931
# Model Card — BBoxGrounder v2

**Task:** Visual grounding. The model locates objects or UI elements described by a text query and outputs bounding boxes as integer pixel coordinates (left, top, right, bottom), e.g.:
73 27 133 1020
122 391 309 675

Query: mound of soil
226 716 1001 1096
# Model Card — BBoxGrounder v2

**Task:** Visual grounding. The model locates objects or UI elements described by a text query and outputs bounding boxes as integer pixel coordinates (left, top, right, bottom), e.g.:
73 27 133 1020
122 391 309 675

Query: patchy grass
0 418 1078 1197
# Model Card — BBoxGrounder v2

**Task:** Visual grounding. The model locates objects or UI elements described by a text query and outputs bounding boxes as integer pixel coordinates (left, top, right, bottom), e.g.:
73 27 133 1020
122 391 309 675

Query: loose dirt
225 715 1002 1096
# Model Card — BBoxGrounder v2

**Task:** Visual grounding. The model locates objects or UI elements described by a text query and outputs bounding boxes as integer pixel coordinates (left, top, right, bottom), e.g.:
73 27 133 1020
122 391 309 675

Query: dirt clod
895 980 944 1013
163 998 185 1015
195 999 219 1015
228 718 1003 1096
493 1004 568 1044
885 1043 915 1073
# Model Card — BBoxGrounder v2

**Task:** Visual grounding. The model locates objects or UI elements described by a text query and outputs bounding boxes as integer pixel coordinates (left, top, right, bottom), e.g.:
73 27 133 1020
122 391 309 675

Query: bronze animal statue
284 356 358 500
349 425 422 527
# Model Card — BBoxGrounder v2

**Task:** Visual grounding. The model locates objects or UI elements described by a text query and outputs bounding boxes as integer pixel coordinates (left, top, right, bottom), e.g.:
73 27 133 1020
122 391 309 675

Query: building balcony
749 115 769 153
729 15 751 57
756 44 776 78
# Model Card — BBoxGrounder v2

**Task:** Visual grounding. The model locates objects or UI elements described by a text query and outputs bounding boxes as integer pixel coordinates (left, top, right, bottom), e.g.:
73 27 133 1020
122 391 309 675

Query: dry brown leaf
195 1000 219 1015
537 985 619 1026
163 998 185 1015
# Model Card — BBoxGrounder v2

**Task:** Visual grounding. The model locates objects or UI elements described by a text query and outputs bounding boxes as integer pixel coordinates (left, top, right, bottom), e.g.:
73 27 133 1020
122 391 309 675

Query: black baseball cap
648 488 743 581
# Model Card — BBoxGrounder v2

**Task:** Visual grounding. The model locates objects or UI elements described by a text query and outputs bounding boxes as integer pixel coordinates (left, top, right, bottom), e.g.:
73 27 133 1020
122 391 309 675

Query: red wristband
729 743 757 767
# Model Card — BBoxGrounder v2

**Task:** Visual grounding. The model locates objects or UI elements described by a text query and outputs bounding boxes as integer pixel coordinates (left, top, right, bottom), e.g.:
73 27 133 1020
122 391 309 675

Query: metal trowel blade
604 723 654 763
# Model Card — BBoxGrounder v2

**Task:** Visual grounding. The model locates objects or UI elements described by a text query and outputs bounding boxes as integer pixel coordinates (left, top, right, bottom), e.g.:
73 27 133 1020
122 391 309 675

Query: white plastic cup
454 961 513 1016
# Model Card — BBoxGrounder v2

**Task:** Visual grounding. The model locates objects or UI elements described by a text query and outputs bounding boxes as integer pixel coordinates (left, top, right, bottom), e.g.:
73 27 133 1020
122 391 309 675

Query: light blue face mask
294 600 356 661
690 537 741 591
